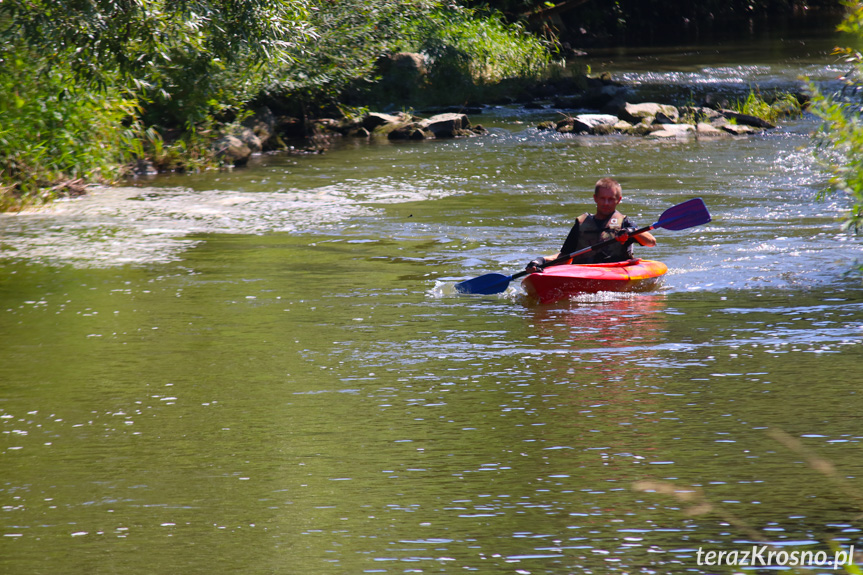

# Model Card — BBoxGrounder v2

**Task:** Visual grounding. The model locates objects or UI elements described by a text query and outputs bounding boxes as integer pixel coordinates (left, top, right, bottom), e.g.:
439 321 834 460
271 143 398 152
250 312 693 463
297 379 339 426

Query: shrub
397 7 555 105
0 45 138 208
731 88 803 124
809 2 863 236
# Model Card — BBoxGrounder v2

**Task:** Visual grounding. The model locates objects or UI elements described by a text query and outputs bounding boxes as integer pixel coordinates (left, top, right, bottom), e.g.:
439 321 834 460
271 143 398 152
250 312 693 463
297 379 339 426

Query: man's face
594 187 622 218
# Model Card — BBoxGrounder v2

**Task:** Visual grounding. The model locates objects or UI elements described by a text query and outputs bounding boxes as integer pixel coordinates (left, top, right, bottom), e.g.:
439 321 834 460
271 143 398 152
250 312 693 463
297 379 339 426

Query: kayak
522 259 667 303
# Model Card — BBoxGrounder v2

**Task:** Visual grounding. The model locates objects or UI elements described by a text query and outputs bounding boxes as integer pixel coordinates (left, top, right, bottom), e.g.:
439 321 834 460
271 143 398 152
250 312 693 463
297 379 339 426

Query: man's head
593 177 622 218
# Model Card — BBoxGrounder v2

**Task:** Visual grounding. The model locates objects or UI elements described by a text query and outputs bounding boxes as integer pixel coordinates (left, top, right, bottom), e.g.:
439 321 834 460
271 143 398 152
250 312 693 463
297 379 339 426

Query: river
2 24 863 575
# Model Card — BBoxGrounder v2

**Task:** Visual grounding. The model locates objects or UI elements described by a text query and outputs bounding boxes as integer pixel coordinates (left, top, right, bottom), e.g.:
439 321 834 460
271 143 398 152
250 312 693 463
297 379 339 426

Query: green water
3 34 863 575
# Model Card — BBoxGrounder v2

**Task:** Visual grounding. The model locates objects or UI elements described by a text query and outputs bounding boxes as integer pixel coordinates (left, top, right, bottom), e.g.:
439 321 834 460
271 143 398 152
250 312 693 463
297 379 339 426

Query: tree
1 0 315 80
1 0 317 126
263 0 443 117
809 2 863 235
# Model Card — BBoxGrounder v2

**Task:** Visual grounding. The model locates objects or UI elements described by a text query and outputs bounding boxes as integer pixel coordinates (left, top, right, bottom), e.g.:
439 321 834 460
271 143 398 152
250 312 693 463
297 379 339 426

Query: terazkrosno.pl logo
696 545 855 570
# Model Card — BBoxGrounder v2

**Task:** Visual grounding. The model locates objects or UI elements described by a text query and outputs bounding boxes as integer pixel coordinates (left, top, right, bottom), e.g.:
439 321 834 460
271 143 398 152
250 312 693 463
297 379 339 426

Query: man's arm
622 217 656 246
633 230 656 246
525 220 580 270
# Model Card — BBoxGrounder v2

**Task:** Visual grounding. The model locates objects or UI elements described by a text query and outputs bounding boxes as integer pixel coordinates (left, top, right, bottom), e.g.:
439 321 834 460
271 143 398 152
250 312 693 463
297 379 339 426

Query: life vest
572 210 632 263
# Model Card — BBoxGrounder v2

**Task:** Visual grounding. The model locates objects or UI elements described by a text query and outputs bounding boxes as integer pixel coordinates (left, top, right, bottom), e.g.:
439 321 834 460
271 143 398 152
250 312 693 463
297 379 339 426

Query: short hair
594 177 622 197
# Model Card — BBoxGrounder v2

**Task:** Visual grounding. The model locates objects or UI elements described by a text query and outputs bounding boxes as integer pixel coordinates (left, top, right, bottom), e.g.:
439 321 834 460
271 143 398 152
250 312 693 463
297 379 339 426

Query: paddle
454 197 711 295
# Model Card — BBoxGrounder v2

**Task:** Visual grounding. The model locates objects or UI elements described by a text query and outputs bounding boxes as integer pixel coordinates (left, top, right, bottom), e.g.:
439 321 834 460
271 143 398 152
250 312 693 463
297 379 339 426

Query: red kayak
522 259 667 303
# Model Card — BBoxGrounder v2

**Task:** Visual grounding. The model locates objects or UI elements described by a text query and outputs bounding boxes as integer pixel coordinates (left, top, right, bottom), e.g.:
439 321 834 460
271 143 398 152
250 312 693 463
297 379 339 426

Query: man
525 177 656 272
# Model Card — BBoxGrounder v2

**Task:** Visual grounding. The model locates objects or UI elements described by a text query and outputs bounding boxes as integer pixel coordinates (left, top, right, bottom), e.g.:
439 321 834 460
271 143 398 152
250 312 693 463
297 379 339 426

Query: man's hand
525 256 547 273
616 226 638 243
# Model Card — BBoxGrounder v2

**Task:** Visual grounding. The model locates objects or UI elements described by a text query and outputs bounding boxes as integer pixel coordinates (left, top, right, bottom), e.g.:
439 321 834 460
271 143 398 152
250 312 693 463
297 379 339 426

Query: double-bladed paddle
454 197 712 295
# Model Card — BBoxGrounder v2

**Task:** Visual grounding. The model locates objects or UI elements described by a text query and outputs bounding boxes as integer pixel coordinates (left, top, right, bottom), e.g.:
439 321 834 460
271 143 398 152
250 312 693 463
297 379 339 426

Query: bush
809 2 863 236
264 3 556 114
395 7 555 105
0 45 137 208
731 89 803 124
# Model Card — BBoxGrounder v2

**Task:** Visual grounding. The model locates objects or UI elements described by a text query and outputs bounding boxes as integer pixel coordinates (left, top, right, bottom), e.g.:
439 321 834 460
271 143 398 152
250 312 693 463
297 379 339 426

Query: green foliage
263 2 553 113
263 0 443 116
129 127 218 174
0 0 555 208
0 45 138 207
0 0 315 82
406 7 553 84
1 0 316 129
809 2 863 235
731 89 803 124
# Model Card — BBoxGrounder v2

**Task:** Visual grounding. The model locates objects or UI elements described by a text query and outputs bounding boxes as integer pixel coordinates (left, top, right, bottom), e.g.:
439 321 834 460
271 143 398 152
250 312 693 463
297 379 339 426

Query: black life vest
572 210 632 263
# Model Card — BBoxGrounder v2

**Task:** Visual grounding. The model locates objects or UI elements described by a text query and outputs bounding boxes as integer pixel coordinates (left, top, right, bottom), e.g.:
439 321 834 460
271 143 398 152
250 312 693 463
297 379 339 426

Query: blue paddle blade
653 197 711 230
454 272 514 294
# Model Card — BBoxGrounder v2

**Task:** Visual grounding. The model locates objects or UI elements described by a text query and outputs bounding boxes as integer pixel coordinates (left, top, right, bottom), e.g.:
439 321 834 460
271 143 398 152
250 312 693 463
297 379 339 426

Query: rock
388 126 430 140
373 52 428 102
696 123 730 138
212 135 251 167
385 113 483 140
555 114 619 135
718 109 775 129
619 102 680 124
238 127 262 154
573 114 619 134
645 124 696 139
613 120 634 132
680 106 722 123
702 93 730 109
531 96 780 141
654 111 677 124
242 107 277 150
721 123 759 136
630 120 657 136
362 112 407 131
418 113 470 138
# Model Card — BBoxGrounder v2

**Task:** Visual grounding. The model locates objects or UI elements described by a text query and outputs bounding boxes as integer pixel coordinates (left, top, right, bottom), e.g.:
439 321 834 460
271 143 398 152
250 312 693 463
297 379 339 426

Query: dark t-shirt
560 215 636 263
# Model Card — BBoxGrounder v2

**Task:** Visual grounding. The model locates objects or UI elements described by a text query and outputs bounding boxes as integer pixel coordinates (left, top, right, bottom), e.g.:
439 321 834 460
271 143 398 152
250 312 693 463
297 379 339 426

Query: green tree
1 0 314 81
262 1 553 116
263 0 443 118
0 0 316 202
0 44 136 208
1 0 316 126
809 2 863 235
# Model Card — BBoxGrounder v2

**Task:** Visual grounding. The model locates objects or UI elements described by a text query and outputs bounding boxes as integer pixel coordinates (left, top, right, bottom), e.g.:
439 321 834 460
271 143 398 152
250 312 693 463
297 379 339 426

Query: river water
3 26 863 575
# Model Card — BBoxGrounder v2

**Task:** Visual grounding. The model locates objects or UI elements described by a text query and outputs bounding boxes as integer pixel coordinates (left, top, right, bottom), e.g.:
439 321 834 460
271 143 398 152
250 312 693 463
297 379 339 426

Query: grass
731 88 804 124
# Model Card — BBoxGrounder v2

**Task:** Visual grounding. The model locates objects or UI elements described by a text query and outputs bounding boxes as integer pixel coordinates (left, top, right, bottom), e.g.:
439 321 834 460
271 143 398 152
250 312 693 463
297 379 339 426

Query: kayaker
525 177 656 271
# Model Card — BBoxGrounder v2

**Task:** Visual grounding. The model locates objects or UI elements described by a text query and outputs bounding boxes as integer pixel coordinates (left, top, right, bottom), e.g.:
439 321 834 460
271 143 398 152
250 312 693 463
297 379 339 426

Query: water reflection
524 293 667 347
